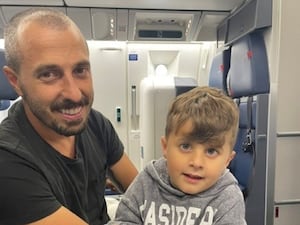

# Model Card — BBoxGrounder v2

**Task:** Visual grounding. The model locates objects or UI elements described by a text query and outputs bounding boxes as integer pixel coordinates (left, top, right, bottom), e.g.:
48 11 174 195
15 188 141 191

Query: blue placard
129 53 138 61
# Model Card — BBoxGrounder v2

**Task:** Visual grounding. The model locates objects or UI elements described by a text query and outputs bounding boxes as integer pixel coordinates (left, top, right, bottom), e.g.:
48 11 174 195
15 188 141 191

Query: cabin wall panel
271 0 300 223
273 205 300 225
88 41 129 154
275 137 300 200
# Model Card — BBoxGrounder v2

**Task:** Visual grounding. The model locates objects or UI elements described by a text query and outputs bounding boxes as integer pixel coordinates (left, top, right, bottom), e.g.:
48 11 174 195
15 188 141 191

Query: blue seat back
226 31 270 200
0 100 11 110
0 49 18 110
230 100 256 194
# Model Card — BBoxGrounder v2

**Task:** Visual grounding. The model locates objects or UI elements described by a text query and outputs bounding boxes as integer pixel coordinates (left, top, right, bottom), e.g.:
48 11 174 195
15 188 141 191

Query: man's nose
61 74 82 101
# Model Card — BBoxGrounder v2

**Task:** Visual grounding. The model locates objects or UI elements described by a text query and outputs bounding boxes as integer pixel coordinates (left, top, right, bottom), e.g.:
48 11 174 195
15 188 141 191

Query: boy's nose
189 150 205 168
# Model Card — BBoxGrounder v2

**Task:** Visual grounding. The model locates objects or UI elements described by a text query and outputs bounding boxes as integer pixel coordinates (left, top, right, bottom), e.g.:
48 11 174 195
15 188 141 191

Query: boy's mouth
183 173 204 180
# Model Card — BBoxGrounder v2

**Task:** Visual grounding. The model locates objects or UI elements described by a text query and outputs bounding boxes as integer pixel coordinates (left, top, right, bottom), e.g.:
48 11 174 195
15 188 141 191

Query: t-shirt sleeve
105 119 124 166
0 151 61 224
89 109 124 166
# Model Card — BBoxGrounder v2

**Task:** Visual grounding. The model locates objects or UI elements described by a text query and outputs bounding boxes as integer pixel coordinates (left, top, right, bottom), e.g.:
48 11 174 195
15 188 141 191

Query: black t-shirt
0 101 124 225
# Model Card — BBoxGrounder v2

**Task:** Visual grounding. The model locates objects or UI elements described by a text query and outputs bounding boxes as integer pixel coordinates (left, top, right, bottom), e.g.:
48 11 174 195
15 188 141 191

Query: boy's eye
180 143 192 152
206 148 218 157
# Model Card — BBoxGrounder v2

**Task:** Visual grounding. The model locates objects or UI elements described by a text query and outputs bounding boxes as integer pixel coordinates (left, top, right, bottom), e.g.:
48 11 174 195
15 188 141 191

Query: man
0 8 138 225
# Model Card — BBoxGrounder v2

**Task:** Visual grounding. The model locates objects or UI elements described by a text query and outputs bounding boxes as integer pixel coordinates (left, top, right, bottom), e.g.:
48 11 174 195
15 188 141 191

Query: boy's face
161 119 235 195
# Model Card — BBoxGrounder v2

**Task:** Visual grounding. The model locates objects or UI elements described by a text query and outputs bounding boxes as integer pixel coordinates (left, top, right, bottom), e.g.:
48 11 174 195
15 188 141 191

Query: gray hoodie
108 158 247 225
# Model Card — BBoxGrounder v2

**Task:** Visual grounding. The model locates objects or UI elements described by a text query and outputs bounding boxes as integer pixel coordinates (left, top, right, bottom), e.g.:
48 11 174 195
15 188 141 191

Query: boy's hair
165 86 239 148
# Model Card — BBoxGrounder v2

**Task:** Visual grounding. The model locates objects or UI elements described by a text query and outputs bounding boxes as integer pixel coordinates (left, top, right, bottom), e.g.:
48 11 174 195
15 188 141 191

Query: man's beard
23 92 92 137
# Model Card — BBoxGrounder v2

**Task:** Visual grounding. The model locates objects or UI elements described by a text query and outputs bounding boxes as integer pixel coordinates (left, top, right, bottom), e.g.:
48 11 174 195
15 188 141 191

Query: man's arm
27 153 137 225
27 206 88 225
109 152 138 191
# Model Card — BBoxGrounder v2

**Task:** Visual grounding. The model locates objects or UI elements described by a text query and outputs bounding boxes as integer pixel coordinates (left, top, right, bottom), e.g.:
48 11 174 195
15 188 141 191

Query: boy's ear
160 136 168 158
226 150 236 167
3 66 22 96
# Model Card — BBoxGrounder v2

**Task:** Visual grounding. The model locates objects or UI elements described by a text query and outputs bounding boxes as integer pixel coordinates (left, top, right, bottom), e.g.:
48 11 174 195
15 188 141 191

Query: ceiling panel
196 12 230 41
65 0 245 11
128 10 202 41
1 6 66 24
0 0 64 5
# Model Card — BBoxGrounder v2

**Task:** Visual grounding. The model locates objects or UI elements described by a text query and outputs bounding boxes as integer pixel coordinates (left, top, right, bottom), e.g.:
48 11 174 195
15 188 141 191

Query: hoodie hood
112 157 246 225
144 157 238 197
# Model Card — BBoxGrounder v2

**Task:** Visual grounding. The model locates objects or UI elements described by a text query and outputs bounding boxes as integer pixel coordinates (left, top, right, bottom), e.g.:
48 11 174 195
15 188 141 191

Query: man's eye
74 66 90 77
38 71 59 82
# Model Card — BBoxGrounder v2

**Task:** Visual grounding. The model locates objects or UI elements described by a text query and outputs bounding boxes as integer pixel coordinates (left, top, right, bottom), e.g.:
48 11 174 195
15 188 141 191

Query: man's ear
3 66 22 96
160 136 168 158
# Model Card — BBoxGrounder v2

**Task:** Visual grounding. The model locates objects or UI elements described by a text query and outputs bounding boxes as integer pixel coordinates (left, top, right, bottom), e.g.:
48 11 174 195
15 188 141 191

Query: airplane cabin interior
1 0 300 224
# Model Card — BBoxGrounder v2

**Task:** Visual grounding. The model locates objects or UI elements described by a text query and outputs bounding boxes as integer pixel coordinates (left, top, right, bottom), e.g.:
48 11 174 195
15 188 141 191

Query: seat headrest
0 49 18 100
208 48 231 94
227 32 270 98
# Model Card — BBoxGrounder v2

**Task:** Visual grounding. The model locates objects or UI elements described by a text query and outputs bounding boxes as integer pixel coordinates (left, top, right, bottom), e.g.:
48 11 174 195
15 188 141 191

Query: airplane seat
0 49 19 111
208 47 231 95
227 32 270 97
226 31 270 200
229 98 256 197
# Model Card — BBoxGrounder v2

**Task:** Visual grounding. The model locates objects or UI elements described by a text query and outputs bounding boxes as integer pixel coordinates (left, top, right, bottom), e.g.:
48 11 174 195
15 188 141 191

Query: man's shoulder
88 108 110 125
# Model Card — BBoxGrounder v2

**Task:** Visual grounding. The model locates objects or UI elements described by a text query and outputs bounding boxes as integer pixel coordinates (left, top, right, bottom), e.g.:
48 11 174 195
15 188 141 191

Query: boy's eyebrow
201 138 225 148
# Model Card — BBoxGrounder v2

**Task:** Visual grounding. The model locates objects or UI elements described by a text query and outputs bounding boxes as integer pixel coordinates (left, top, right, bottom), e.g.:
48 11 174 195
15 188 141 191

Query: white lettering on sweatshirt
140 200 217 225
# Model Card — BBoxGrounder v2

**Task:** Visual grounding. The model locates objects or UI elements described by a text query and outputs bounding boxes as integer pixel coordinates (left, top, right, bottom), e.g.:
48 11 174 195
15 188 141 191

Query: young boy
108 86 247 225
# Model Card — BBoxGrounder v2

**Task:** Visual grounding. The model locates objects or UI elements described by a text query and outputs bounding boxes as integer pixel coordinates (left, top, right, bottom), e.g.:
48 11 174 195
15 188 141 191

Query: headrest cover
227 32 270 98
208 48 231 94
0 49 18 100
